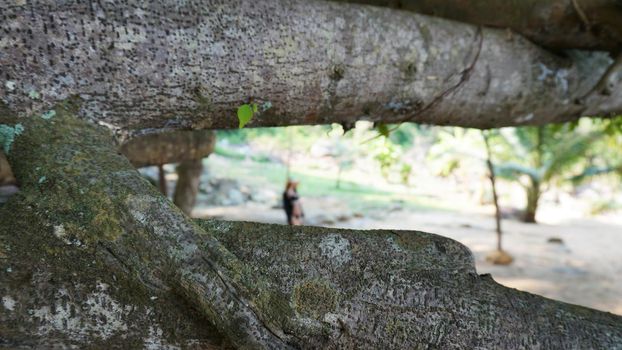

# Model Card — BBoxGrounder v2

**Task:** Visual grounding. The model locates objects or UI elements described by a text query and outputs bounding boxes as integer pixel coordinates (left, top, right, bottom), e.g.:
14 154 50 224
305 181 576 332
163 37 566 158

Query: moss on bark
1 106 283 348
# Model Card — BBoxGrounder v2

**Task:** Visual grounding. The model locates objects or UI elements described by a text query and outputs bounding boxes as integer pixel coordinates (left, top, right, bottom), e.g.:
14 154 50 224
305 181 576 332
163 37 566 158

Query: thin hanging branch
482 130 503 251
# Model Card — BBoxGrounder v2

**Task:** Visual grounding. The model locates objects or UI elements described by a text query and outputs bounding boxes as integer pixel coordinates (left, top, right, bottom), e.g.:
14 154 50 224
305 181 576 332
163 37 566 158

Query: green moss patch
292 279 338 320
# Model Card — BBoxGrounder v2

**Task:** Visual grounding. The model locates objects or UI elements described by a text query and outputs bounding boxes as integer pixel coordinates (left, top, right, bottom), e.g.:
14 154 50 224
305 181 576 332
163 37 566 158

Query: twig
571 0 591 31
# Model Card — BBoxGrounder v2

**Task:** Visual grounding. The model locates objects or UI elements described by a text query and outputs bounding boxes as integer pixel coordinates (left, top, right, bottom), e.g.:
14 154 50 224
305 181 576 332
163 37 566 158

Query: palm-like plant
493 124 602 223
570 118 622 184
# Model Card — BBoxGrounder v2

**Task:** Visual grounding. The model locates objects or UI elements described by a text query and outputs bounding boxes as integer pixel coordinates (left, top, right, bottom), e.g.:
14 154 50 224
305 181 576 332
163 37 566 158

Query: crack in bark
411 26 484 121
578 53 622 106
198 255 294 348
571 0 592 32
372 24 484 137
100 242 169 292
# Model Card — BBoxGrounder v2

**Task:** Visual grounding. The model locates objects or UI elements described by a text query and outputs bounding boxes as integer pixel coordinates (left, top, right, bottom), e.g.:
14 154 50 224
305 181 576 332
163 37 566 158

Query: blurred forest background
142 117 622 315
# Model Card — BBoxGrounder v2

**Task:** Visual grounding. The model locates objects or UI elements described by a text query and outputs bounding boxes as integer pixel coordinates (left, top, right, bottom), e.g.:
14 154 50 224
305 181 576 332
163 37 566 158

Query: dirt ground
194 198 622 316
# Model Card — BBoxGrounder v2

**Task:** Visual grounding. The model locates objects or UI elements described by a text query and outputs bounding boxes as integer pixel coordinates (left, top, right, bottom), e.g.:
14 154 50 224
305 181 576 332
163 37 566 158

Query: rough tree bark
0 0 621 135
1 107 288 349
1 1 622 348
338 0 622 51
1 101 621 348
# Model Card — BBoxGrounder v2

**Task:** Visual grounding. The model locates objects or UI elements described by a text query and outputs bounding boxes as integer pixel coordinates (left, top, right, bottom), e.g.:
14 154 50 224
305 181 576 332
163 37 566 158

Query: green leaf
377 123 390 138
237 104 254 128
252 103 258 113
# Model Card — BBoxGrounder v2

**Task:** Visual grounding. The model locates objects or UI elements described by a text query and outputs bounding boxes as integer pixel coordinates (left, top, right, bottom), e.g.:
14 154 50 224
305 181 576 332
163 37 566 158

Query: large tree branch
1 107 621 348
337 0 622 52
0 0 621 135
198 219 622 349
1 105 291 349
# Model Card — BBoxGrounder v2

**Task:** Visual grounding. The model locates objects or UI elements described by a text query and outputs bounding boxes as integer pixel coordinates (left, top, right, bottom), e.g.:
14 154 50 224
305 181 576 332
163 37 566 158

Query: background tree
481 130 513 265
569 116 622 213
494 124 602 223
120 130 217 215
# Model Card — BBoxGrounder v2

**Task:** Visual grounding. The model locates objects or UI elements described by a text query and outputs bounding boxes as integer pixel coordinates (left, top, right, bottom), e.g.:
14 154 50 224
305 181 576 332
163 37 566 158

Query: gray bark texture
1 1 622 348
338 0 622 51
1 104 621 349
0 0 621 134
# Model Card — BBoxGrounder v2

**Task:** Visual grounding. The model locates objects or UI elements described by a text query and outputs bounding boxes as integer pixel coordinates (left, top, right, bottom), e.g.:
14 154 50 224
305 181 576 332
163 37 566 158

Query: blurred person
283 179 304 225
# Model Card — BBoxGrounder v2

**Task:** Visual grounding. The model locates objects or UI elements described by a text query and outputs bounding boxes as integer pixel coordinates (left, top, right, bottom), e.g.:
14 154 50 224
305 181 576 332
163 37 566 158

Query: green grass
214 145 273 163
205 155 451 213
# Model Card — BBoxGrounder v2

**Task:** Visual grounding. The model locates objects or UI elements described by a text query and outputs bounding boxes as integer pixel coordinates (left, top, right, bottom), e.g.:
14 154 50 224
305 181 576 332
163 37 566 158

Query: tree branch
0 0 620 133
1 106 620 348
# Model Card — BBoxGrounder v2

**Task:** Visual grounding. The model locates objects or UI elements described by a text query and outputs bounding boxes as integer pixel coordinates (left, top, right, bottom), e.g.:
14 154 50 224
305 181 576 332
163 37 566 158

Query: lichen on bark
197 220 622 349
1 106 283 348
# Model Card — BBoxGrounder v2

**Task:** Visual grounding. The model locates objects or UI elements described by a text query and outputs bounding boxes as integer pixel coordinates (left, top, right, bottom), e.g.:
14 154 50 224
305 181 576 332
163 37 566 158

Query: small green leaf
252 103 258 113
237 104 254 128
38 176 47 184
377 123 390 138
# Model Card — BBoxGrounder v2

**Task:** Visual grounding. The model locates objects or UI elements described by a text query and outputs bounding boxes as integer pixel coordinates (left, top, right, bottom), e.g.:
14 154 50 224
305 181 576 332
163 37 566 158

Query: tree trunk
1 102 621 348
157 164 167 196
173 159 204 215
523 127 544 224
524 179 542 223
482 131 503 250
337 0 622 51
118 129 217 214
199 219 622 349
1 108 290 349
1 1 621 133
